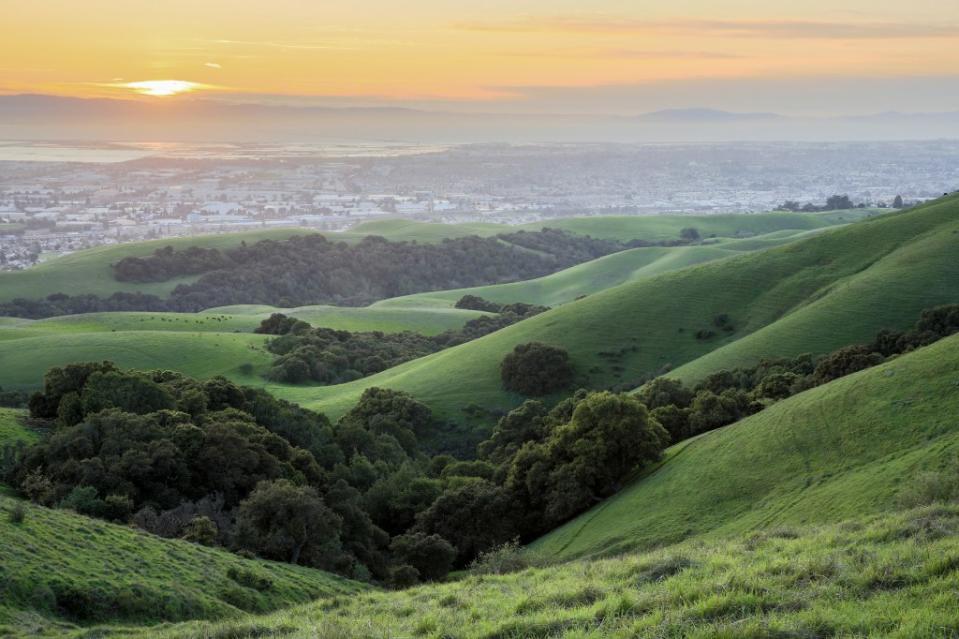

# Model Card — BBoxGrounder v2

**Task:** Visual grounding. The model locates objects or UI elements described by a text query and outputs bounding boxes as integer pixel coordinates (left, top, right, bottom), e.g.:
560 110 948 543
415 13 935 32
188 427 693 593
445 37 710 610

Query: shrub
388 564 420 589
8 501 26 524
389 532 456 582
500 342 574 396
454 294 501 313
182 515 218 546
227 567 274 592
469 539 547 575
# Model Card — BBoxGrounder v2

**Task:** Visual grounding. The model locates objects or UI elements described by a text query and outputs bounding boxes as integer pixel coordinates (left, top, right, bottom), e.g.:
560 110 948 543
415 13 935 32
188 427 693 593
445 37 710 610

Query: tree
500 342 574 396
414 481 522 565
825 194 854 210
235 480 342 566
389 532 456 582
545 392 668 521
893 195 904 209
812 345 884 384
637 378 694 410
679 227 701 242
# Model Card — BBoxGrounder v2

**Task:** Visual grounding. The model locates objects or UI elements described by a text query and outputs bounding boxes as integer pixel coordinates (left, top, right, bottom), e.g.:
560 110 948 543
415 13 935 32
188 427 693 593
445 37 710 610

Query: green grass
0 331 274 390
0 409 38 447
0 493 364 636
103 504 959 639
376 231 820 310
0 210 860 306
0 229 315 304
517 208 883 241
275 195 959 424
532 333 959 560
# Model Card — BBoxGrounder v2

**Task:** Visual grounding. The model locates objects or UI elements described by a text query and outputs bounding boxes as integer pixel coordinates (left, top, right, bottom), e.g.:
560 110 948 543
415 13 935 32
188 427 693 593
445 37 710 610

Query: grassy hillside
279 196 959 423
105 504 959 639
0 210 861 305
0 493 363 636
0 331 274 390
0 304 487 390
0 409 38 447
376 231 821 310
533 333 959 560
0 229 314 304
517 208 881 241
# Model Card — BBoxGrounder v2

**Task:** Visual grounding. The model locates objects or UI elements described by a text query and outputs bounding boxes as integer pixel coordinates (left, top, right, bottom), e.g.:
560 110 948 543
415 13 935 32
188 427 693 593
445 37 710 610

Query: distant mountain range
1 94 957 143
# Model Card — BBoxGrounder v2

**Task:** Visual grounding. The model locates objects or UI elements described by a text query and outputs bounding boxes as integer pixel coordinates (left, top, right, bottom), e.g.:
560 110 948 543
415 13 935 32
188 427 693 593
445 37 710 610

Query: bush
183 515 218 546
226 567 274 592
389 532 456 582
500 342 574 396
8 501 26 524
469 539 546 575
388 564 420 589
454 295 501 313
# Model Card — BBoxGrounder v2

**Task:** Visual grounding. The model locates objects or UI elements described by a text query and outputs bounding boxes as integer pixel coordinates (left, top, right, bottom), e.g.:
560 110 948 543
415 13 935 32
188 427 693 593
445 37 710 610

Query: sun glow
123 80 203 97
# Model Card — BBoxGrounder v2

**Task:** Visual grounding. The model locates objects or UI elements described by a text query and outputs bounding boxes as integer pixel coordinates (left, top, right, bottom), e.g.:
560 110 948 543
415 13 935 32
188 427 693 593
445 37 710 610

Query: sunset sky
2 0 958 115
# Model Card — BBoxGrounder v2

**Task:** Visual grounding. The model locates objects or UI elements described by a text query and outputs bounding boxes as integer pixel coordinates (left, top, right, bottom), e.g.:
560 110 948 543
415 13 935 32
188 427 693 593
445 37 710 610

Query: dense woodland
0 229 695 318
6 303 956 588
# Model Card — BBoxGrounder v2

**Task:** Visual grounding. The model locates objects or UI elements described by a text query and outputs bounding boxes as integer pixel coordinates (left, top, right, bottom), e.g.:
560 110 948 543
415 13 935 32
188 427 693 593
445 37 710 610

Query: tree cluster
636 303 959 444
500 342 575 396
258 303 548 385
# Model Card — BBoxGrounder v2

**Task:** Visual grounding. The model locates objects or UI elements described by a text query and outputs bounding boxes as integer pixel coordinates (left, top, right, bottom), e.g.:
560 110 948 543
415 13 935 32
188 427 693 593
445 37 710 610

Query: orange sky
2 0 958 108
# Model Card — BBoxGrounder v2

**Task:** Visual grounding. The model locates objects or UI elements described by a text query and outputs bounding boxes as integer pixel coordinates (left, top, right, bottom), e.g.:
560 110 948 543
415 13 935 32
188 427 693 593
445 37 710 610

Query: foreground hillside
533 333 959 560
106 504 959 639
283 195 959 423
0 491 363 636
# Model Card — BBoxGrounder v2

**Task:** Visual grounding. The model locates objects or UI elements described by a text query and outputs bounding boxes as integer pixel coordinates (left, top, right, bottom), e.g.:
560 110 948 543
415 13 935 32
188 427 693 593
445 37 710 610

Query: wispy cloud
210 39 358 51
204 62 222 69
498 47 746 60
458 16 959 40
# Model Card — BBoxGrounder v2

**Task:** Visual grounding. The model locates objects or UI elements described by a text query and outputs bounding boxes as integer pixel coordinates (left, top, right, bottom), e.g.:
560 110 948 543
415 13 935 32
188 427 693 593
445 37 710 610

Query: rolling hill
0 224 828 393
0 491 363 636
533 333 959 560
274 195 959 424
0 210 869 305
102 504 959 638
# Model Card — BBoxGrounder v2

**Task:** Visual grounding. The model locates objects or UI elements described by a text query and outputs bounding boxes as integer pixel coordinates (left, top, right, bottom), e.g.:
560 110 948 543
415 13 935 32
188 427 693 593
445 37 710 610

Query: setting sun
122 80 203 97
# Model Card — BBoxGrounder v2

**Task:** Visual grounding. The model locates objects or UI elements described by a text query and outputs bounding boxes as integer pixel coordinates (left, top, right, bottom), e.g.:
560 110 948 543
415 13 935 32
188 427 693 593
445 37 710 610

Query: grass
0 493 364 636
0 331 275 390
0 229 315 304
532 333 959 561
100 504 959 639
0 409 39 448
375 231 821 310
273 195 959 425
0 210 862 305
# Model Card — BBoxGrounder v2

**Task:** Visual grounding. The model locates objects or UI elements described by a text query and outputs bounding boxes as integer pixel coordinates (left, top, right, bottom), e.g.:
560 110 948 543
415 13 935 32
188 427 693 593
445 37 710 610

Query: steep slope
0 494 363 636
532 333 959 560
105 505 959 639
279 195 959 423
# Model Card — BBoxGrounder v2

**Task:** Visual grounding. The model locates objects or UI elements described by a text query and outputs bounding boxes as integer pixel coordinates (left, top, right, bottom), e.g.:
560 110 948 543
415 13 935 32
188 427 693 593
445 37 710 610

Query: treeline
0 228 701 319
635 303 959 444
5 363 665 588
258 298 548 384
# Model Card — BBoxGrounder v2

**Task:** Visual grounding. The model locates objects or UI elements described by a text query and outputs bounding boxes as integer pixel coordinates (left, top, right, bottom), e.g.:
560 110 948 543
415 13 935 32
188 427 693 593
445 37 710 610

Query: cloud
458 16 959 40
210 39 358 51
204 62 222 69
498 47 746 60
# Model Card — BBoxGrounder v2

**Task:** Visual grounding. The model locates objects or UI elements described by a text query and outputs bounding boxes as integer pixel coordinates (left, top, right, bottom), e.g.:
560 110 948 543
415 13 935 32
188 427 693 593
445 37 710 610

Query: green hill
278 196 959 424
0 210 862 306
532 333 959 560
375 230 823 310
0 409 39 447
0 331 274 390
104 504 959 639
0 492 363 636
0 229 314 304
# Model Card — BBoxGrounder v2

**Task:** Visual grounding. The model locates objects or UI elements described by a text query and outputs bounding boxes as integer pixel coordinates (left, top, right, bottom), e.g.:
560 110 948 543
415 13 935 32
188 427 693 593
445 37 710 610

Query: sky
2 0 959 115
